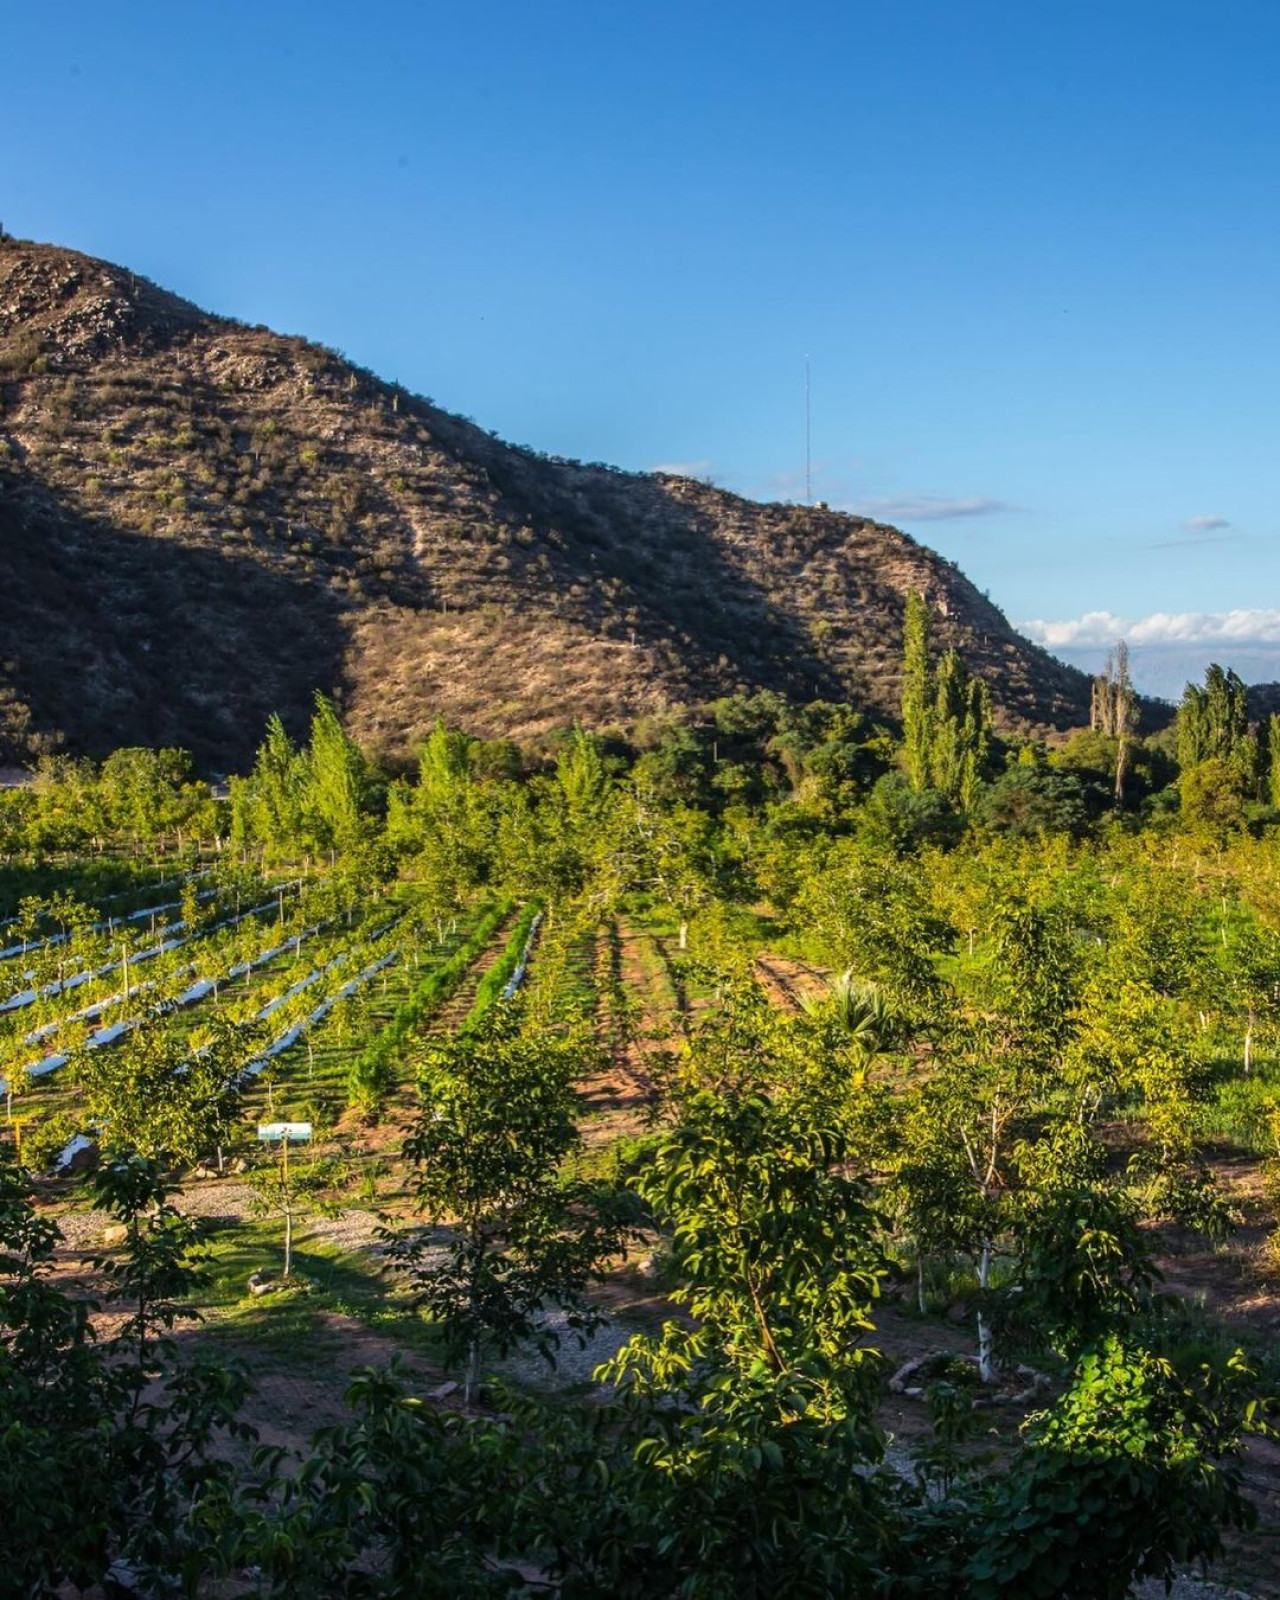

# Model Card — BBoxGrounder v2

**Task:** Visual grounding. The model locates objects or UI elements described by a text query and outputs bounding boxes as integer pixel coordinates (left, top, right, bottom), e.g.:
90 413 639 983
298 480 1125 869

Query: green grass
192 1213 448 1364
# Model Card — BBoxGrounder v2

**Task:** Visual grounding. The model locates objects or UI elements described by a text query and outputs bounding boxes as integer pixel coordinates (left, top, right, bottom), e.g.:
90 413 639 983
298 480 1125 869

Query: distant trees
21 749 216 855
1178 663 1251 771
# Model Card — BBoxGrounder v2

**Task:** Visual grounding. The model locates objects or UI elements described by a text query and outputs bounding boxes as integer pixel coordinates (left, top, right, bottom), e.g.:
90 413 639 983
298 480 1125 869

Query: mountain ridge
0 236 1095 769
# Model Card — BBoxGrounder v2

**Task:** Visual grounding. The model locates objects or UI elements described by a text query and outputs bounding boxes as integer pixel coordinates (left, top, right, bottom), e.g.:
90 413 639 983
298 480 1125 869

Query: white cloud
1182 514 1231 534
1020 611 1130 649
652 459 714 479
848 494 1012 522
1020 607 1280 650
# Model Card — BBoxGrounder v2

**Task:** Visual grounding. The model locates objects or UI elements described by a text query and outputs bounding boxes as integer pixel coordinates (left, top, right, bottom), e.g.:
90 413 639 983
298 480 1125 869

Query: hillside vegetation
0 237 1092 769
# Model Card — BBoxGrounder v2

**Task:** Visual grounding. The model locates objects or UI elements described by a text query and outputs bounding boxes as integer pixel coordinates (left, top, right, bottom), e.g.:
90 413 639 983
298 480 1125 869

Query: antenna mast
805 355 811 505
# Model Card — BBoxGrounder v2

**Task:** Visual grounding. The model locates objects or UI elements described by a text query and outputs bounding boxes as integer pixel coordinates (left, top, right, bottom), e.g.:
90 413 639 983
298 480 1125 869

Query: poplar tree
900 591 989 806
1177 665 1258 822
1178 664 1250 771
305 692 369 855
1267 712 1280 808
1091 641 1138 803
901 589 933 791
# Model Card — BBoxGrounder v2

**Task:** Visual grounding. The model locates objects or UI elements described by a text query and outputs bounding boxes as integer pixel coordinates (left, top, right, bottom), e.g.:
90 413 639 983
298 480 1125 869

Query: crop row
344 900 512 1108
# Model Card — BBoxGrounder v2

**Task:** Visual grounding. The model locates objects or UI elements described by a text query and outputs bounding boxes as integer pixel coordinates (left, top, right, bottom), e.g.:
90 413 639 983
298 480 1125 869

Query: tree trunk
678 920 688 952
976 1243 995 1383
465 1334 482 1407
917 1252 927 1315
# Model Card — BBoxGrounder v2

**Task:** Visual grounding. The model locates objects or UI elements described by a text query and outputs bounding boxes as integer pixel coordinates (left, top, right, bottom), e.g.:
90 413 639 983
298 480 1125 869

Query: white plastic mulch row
20 904 327 1049
1 923 333 1093
0 883 303 1016
501 911 543 999
239 946 401 1079
0 869 210 935
48 924 401 1172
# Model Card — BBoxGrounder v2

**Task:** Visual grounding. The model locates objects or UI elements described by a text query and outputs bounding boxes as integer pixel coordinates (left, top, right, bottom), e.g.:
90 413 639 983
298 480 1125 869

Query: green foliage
794 839 954 1025
1008 1124 1159 1358
397 1012 627 1400
899 590 991 807
901 588 933 792
76 1007 253 1165
306 691 372 854
235 1362 519 1595
1180 754 1251 839
587 1066 896 1596
459 901 540 1032
859 771 964 854
1178 662 1251 771
960 1338 1264 1598
976 763 1100 838
0 1153 252 1594
346 900 510 1109
611 1088 884 1406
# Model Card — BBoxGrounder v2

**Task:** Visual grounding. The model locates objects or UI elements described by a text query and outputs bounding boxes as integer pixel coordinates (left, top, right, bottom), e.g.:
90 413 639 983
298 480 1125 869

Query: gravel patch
497 1307 645 1389
50 1205 112 1249
1132 1582 1252 1599
308 1204 385 1252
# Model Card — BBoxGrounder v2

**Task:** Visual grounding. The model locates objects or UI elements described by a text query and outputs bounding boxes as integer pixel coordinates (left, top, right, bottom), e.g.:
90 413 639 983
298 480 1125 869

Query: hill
0 237 1094 770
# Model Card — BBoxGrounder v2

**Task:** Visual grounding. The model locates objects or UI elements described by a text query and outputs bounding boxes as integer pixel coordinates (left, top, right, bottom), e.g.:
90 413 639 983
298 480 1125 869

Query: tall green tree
901 588 933 791
305 692 370 855
1178 663 1255 796
900 590 989 807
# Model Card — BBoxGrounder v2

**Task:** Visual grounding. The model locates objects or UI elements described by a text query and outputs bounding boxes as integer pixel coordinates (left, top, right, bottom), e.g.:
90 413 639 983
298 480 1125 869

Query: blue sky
8 1 1280 696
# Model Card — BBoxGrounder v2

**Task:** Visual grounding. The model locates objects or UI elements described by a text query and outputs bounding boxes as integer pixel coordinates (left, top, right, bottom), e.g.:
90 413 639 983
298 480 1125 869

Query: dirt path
426 910 518 1036
753 951 830 1011
574 919 680 1149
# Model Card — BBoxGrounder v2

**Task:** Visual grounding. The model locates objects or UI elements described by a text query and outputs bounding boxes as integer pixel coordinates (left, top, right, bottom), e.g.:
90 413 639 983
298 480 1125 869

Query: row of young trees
0 745 219 856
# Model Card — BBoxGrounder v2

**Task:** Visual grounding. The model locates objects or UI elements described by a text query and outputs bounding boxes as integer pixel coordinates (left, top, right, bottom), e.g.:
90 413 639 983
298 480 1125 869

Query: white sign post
257 1122 313 1143
257 1123 313 1278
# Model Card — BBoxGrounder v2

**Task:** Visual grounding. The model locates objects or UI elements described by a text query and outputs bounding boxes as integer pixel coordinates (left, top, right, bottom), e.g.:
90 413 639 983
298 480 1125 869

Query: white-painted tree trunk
977 1242 995 1383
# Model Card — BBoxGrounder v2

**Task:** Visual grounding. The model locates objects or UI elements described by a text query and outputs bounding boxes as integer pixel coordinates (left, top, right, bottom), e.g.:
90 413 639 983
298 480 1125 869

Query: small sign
257 1122 312 1143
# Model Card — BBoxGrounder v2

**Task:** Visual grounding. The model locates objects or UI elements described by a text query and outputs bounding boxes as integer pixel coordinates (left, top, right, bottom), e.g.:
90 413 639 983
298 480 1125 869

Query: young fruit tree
390 1006 631 1404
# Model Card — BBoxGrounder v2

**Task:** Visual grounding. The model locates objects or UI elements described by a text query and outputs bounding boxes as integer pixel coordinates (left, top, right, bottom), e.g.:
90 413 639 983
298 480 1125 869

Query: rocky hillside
0 237 1093 770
